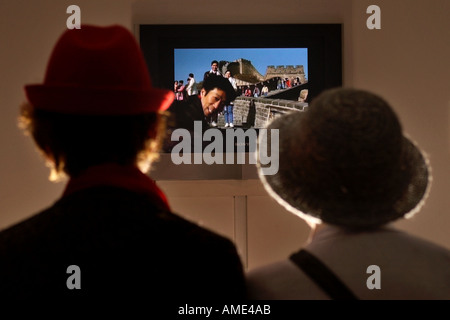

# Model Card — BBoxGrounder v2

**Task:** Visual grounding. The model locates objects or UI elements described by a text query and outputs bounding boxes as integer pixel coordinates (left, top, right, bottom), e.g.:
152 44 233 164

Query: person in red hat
0 25 245 302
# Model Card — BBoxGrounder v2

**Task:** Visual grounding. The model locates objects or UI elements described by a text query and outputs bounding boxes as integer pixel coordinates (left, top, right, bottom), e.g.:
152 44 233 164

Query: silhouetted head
258 87 431 229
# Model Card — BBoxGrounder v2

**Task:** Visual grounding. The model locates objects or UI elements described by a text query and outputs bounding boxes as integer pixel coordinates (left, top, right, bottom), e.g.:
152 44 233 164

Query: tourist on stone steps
204 60 222 127
261 85 269 96
174 80 179 95
277 78 282 90
286 78 291 88
253 86 260 97
176 79 186 101
186 73 198 96
224 70 238 128
244 86 252 97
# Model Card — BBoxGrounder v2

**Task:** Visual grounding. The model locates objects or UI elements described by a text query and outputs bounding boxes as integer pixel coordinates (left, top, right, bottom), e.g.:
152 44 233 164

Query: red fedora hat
25 25 174 115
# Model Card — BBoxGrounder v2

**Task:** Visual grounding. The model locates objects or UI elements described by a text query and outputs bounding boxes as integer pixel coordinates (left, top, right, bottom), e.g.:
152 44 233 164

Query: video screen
172 48 309 130
162 47 309 154
139 24 341 175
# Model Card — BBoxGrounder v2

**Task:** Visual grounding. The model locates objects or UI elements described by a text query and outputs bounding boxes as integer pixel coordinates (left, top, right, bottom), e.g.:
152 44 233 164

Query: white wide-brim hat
257 88 431 229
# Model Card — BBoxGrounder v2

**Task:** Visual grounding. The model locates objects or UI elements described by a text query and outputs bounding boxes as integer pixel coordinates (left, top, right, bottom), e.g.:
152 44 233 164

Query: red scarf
62 163 170 211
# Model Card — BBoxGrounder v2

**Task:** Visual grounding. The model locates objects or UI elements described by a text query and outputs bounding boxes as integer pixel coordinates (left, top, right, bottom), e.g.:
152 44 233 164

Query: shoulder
304 226 450 299
0 185 243 256
0 186 231 250
0 200 61 254
0 187 246 300
246 259 329 300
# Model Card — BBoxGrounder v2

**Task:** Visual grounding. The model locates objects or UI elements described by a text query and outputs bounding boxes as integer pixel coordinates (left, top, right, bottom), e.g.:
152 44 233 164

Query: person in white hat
247 88 450 300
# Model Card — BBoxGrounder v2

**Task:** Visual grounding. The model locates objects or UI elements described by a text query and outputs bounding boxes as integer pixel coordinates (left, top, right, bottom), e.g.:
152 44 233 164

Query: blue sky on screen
174 48 308 83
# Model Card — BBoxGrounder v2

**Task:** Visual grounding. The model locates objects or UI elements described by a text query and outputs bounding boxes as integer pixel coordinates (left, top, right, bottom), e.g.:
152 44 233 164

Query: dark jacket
0 165 245 303
163 95 212 152
167 94 208 131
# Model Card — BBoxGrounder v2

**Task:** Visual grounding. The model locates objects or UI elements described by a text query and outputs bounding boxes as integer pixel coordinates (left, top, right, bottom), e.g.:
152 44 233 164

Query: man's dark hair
189 73 194 78
211 60 219 66
202 75 237 103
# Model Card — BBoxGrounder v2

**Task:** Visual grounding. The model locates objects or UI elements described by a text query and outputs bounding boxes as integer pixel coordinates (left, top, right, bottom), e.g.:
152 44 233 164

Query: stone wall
265 65 305 80
266 65 305 75
218 96 308 128
265 65 307 84
220 59 307 86
221 58 265 85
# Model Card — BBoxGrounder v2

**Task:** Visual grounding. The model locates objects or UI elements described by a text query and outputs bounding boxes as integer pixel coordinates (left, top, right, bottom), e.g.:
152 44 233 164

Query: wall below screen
156 179 310 271
151 153 259 180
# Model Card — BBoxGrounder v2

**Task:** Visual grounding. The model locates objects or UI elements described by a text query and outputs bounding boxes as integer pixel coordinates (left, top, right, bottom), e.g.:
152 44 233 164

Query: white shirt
186 77 197 96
